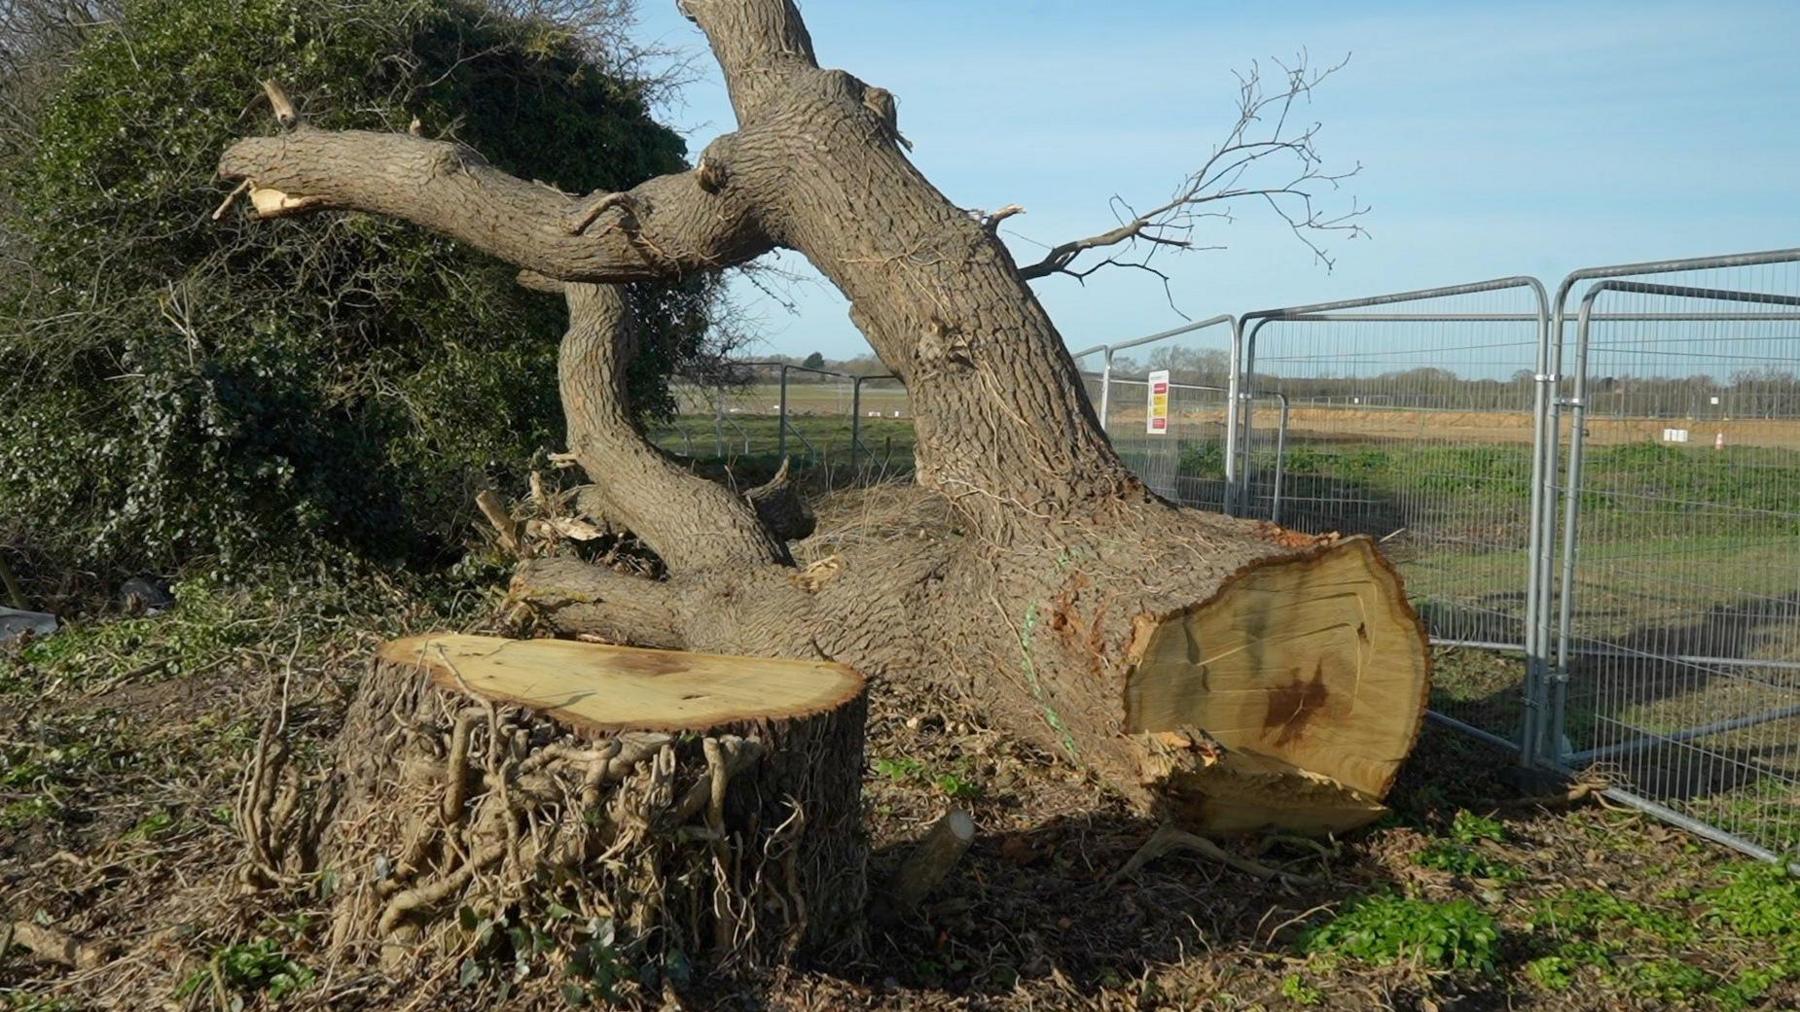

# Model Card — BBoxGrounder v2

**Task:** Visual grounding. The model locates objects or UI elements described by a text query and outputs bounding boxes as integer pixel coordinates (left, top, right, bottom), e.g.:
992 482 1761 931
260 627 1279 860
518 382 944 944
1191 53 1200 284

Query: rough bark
556 283 789 570
516 493 1428 835
218 0 1430 839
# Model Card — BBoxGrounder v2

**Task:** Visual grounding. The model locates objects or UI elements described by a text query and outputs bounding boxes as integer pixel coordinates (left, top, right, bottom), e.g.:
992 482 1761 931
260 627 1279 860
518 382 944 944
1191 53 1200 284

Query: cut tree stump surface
1123 538 1431 834
378 633 866 733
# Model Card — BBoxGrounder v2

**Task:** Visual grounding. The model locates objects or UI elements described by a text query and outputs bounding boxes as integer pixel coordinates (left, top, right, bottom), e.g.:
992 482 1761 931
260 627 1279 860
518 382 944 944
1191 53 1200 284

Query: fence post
777 365 789 462
850 376 863 471
1545 288 1602 770
1224 318 1243 515
1522 280 1557 770
713 388 726 458
1098 348 1113 430
1268 392 1289 523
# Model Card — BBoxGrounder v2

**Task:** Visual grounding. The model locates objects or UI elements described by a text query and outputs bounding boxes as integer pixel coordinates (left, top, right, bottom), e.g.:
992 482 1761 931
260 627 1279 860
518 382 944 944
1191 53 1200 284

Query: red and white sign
1147 369 1171 434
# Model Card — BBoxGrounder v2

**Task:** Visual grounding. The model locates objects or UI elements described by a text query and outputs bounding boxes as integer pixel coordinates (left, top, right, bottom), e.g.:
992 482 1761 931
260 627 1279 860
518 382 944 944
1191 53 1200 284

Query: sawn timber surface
378 633 866 734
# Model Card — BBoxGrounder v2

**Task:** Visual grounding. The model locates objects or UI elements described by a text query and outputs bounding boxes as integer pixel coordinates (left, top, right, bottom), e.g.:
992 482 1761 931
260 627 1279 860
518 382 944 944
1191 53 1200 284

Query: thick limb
219 128 773 283
556 283 790 571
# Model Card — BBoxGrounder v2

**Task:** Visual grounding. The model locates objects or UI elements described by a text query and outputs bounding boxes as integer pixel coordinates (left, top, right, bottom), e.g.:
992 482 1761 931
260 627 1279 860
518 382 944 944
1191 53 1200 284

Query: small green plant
0 796 56 829
1531 888 1693 945
121 808 178 842
1621 958 1715 1003
1280 973 1323 1006
1446 810 1506 844
1302 894 1500 972
176 938 314 1004
1524 954 1577 990
1414 809 1521 881
1703 861 1800 940
872 757 926 782
1717 964 1793 1010
1701 862 1800 1006
1414 840 1521 881
872 756 983 800
933 771 983 801
560 916 632 1006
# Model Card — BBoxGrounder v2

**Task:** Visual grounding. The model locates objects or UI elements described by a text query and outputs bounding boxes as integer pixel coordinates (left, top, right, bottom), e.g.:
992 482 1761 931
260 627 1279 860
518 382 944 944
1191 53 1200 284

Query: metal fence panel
1236 279 1551 750
1071 344 1109 421
655 363 871 469
848 374 911 476
1100 318 1245 512
1548 253 1800 864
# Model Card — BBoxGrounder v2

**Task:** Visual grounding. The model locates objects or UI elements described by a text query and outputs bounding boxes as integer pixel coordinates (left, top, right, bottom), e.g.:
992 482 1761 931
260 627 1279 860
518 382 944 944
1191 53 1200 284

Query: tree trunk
256 634 867 982
217 0 1430 841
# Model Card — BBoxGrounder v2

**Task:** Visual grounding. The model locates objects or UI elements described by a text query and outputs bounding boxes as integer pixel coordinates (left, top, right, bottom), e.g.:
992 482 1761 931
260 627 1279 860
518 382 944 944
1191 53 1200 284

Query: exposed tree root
1109 824 1323 889
235 650 867 992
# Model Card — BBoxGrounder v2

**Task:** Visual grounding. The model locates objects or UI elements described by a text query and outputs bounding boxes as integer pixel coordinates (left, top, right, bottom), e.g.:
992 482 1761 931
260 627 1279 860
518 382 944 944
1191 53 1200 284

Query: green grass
647 414 918 477
1510 865 1800 1008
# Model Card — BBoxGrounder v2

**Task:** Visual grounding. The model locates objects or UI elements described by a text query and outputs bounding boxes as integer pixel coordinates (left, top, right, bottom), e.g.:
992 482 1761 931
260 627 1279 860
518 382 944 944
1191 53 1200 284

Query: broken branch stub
887 808 975 911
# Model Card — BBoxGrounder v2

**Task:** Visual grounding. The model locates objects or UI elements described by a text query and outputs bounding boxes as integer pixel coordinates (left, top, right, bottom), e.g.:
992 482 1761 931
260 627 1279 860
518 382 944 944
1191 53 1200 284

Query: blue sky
631 0 1800 360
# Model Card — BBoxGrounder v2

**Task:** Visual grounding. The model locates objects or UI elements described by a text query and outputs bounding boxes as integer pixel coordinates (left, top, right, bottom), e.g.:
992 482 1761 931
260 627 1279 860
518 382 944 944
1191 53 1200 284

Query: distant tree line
1097 346 1800 418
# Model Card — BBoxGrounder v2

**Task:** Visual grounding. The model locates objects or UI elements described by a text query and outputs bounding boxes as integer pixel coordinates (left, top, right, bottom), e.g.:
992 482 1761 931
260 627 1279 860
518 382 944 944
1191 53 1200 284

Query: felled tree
220 0 1427 839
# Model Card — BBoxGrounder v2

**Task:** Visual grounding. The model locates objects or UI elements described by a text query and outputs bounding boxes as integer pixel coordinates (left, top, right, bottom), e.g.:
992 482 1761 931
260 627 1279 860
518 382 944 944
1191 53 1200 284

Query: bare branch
1017 51 1368 285
554 283 791 571
978 203 1025 235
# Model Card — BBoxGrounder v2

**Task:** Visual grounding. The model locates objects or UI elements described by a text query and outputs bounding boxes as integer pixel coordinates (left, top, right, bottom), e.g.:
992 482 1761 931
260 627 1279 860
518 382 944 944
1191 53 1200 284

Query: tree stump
300 634 868 979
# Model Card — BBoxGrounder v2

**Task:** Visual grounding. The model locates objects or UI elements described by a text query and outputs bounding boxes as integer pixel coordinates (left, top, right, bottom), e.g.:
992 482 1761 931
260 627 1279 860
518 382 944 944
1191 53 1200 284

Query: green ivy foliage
0 0 712 579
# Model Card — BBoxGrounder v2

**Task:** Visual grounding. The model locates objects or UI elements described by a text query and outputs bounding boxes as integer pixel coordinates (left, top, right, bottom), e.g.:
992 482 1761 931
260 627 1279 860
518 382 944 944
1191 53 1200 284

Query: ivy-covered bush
0 0 713 582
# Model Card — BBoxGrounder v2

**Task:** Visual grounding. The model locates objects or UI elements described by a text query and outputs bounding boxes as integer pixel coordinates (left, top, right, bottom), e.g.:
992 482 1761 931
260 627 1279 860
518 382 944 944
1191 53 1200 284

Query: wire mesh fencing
1071 344 1109 418
847 374 912 477
651 362 892 474
1099 317 1248 512
1233 279 1551 750
1545 252 1800 864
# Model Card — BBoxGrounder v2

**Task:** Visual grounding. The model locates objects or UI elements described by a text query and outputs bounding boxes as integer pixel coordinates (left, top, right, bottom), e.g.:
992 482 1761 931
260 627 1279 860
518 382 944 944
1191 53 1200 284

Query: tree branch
1016 51 1368 285
678 0 817 121
218 126 774 283
509 557 686 648
556 282 793 572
